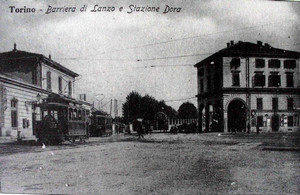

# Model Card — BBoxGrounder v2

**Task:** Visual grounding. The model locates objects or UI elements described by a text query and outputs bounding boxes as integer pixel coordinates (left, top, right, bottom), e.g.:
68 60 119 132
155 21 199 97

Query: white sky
1 0 300 116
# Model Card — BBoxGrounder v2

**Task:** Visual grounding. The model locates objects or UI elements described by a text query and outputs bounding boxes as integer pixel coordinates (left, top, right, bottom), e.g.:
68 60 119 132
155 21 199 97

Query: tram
34 94 89 144
90 110 113 137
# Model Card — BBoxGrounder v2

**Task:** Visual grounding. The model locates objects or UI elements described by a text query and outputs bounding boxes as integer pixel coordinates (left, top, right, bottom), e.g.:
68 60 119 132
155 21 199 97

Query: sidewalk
0 136 17 144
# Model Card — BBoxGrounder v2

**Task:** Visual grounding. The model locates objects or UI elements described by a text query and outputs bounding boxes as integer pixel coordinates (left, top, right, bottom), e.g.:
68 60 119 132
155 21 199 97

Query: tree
122 91 142 122
178 102 198 119
122 91 178 123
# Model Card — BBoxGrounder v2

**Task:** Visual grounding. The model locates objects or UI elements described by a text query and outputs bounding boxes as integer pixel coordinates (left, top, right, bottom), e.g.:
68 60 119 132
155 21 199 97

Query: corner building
0 44 91 139
194 41 300 133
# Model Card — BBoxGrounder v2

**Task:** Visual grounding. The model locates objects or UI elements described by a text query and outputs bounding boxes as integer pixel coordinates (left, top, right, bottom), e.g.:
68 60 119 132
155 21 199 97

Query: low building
194 41 300 133
0 44 91 139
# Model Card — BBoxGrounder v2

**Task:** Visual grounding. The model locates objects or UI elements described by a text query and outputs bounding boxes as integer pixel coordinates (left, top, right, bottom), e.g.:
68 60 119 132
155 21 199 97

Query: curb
262 147 300 151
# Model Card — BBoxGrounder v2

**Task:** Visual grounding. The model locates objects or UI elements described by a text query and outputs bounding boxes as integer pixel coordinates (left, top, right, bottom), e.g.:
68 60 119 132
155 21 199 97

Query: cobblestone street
0 133 300 194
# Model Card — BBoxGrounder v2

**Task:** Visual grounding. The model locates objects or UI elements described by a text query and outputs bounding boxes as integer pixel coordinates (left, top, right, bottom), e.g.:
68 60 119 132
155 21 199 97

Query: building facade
195 41 300 133
0 44 91 139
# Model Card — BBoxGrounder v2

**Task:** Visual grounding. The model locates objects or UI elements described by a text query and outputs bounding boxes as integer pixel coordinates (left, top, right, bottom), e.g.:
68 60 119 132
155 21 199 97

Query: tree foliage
122 91 177 123
178 102 198 119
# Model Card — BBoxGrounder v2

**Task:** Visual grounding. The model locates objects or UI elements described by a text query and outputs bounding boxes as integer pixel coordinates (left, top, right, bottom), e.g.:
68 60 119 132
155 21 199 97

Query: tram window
74 110 77 120
69 109 73 120
43 110 48 119
78 110 82 120
50 110 58 120
82 110 86 121
54 111 58 120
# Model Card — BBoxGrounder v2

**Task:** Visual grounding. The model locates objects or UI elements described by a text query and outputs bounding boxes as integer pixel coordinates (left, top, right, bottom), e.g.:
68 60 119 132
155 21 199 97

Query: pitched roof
194 41 300 67
0 49 79 77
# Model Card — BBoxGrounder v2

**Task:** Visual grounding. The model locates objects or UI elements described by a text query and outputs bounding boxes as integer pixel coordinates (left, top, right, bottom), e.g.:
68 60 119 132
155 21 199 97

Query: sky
0 0 300 116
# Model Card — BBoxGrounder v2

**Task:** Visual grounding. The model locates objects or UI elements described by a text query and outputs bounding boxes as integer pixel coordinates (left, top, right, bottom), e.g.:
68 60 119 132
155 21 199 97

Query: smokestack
13 43 17 51
257 41 262 46
227 42 230 48
230 40 234 46
49 54 51 59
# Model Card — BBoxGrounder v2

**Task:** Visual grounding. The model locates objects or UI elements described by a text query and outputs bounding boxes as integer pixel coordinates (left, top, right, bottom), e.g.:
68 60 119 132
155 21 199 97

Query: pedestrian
232 128 237 134
247 122 250 134
256 123 259 134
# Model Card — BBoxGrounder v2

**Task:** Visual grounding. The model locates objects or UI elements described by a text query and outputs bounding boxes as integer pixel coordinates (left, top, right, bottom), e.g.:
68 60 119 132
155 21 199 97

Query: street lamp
36 93 42 103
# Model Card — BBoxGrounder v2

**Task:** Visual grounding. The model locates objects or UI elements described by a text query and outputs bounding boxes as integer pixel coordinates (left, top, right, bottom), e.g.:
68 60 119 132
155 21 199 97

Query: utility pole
246 58 251 132
114 99 118 118
110 99 112 115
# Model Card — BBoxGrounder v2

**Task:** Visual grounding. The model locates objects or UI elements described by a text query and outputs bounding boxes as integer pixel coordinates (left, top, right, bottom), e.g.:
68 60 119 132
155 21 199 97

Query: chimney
13 43 17 51
230 40 234 46
257 41 262 46
227 42 230 48
49 54 51 59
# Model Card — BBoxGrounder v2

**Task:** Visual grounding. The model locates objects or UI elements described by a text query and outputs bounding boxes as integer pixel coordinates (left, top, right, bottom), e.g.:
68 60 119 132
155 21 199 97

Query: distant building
194 41 300 133
0 44 91 139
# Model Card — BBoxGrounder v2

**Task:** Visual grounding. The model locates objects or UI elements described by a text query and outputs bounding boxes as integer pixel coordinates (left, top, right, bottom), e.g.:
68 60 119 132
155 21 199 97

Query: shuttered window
47 71 51 91
11 99 18 128
68 81 72 97
58 77 62 94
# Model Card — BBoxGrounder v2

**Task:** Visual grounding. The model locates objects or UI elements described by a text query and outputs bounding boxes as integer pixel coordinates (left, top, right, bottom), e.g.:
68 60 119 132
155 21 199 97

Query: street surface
0 133 299 194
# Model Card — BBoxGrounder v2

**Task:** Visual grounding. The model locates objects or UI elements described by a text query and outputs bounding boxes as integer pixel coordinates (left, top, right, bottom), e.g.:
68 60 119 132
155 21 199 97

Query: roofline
194 41 300 68
0 49 79 78
42 56 79 78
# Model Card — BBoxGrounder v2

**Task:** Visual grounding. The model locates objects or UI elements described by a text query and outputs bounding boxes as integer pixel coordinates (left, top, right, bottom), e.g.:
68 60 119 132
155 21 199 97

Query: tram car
34 94 89 144
90 111 113 137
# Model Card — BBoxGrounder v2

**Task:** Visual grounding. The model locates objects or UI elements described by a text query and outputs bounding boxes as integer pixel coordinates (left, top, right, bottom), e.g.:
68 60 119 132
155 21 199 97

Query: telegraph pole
246 58 251 132
110 99 112 115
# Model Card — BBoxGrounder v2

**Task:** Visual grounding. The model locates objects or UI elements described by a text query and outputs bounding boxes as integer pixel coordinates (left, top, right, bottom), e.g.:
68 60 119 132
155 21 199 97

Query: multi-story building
194 41 300 133
0 44 91 139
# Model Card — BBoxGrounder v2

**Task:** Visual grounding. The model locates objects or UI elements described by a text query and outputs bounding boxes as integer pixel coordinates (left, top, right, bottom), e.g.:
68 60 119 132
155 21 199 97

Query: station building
194 41 300 133
0 44 91 139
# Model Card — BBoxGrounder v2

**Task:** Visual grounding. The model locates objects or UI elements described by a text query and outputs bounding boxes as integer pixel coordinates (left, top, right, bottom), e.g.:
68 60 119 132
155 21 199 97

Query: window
46 71 51 90
272 98 278 111
257 98 263 110
286 73 294 87
69 109 73 120
287 98 293 110
230 58 240 70
200 79 204 93
269 72 281 87
207 76 211 90
294 115 299 126
58 77 62 94
32 68 37 85
257 116 263 127
253 72 265 87
68 81 72 97
78 110 82 120
287 116 293 127
11 99 18 128
214 74 221 90
198 68 204 77
284 60 296 69
232 72 240 86
73 109 77 120
255 59 265 68
268 59 280 68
